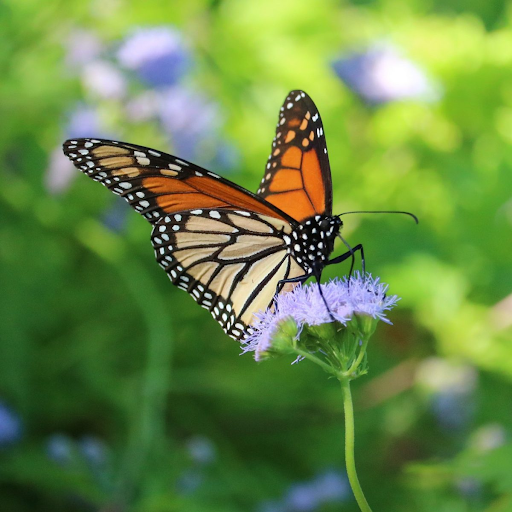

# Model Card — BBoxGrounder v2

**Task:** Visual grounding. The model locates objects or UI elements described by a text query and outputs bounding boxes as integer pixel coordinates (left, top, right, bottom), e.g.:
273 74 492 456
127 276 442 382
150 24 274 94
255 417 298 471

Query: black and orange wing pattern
62 138 293 225
257 90 333 222
62 138 307 340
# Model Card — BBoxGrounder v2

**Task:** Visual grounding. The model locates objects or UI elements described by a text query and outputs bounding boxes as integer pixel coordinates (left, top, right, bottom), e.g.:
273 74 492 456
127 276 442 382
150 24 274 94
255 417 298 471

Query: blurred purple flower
285 482 318 512
0 402 22 447
209 141 240 174
158 86 221 162
46 434 74 465
416 358 477 432
46 105 114 194
125 91 160 122
81 60 127 100
284 470 349 511
101 199 130 233
432 391 475 431
243 273 399 361
79 436 108 468
117 26 191 88
176 469 203 494
65 28 103 69
471 423 507 452
456 477 482 500
65 104 106 138
45 147 76 194
186 435 216 466
332 43 439 104
312 470 350 502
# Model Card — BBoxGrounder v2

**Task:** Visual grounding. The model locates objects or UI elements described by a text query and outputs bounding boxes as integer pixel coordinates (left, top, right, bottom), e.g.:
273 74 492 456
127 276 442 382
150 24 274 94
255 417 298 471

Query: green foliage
1 0 511 510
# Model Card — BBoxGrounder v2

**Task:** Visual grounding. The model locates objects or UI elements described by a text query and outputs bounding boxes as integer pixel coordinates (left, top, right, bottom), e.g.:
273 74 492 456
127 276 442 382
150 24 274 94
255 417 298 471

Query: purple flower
46 434 74 465
283 470 349 511
0 402 22 447
432 391 475 431
46 105 114 194
79 436 108 468
101 199 130 233
117 26 190 88
242 273 399 361
125 91 160 122
332 43 439 104
456 477 482 500
186 435 216 466
81 60 127 100
157 86 221 162
176 469 203 494
284 482 318 512
209 141 240 175
312 470 350 502
45 147 76 194
416 358 477 432
65 104 107 139
64 28 103 69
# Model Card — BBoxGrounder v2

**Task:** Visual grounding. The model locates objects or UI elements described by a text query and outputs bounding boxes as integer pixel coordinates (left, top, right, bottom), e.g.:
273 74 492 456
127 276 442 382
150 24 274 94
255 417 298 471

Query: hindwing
151 209 305 340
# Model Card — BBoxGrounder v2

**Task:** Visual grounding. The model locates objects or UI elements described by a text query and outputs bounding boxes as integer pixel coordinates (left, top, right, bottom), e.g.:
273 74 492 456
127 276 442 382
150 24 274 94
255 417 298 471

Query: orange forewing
257 90 332 222
63 139 291 226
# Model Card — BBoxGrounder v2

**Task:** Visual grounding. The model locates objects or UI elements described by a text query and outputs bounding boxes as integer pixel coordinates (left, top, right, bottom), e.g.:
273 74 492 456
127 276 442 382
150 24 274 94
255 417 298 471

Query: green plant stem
340 377 373 512
293 348 337 375
344 335 370 378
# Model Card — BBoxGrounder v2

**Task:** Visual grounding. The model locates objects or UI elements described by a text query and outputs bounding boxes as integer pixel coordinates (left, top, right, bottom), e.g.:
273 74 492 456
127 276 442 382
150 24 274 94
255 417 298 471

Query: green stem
344 335 370 378
340 378 372 512
293 348 338 375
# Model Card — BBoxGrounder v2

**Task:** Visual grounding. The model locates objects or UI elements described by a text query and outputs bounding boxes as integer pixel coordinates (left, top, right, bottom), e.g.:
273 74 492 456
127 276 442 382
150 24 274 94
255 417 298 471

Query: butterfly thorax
285 215 342 271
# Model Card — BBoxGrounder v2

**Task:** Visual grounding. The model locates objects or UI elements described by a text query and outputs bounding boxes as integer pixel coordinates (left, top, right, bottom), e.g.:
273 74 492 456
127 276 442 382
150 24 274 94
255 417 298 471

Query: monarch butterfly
63 90 362 342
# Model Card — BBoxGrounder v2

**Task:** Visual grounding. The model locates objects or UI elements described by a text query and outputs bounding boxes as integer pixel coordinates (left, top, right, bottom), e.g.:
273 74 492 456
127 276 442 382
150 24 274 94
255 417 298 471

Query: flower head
243 273 399 364
81 60 127 100
117 26 190 88
157 86 221 162
332 43 440 104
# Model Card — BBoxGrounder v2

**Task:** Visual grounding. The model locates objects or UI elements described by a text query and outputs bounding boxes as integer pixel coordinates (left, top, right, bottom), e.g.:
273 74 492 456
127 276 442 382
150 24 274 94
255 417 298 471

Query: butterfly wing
257 90 333 222
152 209 304 340
63 138 293 224
63 138 307 341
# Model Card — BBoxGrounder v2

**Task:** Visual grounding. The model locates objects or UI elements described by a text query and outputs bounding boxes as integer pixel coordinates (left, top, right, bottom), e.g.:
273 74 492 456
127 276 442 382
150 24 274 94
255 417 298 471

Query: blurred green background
1 0 512 510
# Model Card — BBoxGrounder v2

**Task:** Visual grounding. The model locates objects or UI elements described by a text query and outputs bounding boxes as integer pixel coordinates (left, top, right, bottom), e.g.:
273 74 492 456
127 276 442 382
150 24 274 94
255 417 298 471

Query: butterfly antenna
338 210 419 224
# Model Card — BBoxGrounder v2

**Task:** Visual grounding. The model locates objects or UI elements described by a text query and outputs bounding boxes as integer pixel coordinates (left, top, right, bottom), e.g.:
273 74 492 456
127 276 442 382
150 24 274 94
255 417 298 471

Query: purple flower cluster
0 401 22 448
332 43 440 105
50 25 239 197
46 433 109 473
46 105 113 194
258 469 349 512
116 26 190 88
243 273 399 361
157 86 221 162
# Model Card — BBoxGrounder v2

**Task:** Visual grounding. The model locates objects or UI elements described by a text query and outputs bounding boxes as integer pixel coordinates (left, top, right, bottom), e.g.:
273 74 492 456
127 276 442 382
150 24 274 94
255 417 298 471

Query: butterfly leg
313 267 337 322
326 244 364 278
277 272 312 294
278 273 312 285
279 270 337 322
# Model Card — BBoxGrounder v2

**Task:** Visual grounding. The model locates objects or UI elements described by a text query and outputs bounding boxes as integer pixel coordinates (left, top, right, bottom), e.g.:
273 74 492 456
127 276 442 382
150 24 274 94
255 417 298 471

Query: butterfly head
290 215 341 269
